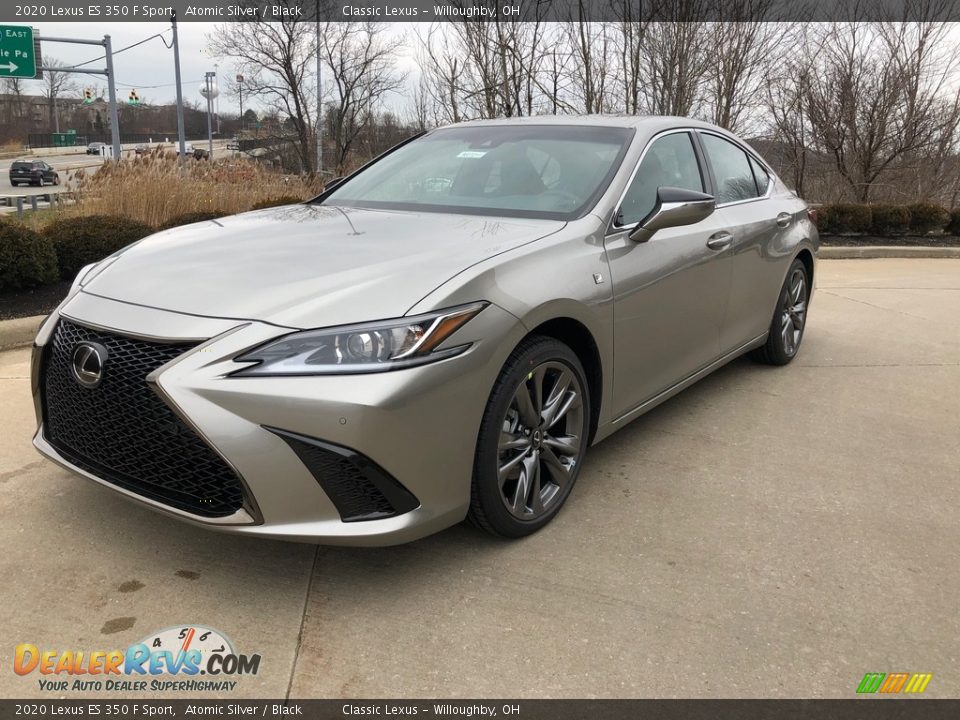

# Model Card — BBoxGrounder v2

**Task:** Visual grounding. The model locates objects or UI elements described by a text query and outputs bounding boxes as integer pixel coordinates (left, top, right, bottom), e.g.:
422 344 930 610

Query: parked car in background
134 143 149 155
173 143 209 159
32 116 818 545
86 142 105 155
9 160 60 187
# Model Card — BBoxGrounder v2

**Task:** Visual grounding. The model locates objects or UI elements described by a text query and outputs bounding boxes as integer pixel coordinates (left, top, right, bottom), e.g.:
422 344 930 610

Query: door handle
776 212 792 228
706 231 732 250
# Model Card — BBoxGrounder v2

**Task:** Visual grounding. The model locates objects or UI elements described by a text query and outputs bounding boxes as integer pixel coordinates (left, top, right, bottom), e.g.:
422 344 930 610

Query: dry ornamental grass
58 151 322 228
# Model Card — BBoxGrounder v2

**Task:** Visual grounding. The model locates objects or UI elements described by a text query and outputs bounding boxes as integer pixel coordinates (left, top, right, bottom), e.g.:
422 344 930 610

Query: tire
37 177 44 187
469 335 591 538
750 258 809 366
53 174 60 186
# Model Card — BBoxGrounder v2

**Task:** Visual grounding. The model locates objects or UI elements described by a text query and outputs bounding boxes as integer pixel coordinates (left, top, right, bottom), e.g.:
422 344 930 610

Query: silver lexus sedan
32 116 817 545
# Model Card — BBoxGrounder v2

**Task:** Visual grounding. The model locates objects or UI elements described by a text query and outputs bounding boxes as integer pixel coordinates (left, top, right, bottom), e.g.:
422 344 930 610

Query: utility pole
315 0 322 175
104 35 122 160
171 11 187 161
237 74 243 132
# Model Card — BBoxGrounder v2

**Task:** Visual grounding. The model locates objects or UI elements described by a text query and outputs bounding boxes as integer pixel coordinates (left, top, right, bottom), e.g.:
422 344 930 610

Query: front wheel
750 258 809 365
469 336 590 538
53 174 60 186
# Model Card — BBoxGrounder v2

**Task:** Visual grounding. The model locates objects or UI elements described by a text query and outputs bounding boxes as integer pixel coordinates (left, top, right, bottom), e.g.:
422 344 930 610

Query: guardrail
0 191 74 218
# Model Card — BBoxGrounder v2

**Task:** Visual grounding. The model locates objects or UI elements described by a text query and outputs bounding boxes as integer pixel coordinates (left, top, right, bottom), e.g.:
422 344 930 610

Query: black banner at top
3 0 960 23
1 700 960 720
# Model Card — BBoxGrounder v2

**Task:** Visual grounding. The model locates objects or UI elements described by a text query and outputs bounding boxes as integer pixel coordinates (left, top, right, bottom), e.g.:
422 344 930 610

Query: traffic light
128 89 140 105
83 88 93 104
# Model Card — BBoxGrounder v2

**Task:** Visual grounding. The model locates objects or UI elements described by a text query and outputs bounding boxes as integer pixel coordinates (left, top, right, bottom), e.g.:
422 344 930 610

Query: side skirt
592 332 768 444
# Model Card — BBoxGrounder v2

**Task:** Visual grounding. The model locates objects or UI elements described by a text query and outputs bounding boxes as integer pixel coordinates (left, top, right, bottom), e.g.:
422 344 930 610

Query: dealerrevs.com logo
13 625 261 693
856 672 933 695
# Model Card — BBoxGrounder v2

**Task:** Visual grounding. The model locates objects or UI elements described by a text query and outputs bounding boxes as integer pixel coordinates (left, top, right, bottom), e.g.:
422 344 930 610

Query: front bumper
32 291 523 545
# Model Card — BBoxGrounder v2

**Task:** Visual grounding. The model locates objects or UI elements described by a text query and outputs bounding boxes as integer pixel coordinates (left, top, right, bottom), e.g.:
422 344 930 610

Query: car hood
83 204 565 329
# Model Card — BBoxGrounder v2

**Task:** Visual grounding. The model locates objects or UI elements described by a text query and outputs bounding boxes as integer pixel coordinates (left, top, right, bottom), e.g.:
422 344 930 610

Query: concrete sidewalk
1 259 958 699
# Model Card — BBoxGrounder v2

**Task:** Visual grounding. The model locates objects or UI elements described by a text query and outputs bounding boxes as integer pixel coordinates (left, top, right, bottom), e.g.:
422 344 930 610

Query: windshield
321 125 634 221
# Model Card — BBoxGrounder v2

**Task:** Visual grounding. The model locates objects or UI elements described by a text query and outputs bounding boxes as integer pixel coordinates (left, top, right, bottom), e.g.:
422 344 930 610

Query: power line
73 30 172 69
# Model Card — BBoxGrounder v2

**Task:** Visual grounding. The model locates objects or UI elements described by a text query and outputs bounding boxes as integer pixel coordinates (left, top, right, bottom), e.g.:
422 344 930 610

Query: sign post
0 25 36 78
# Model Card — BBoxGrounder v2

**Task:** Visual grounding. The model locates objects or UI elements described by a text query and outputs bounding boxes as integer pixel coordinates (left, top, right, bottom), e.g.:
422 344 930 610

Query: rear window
11 162 33 170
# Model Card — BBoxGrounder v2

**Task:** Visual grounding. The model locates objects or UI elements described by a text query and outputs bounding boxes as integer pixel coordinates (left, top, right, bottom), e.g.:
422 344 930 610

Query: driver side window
618 132 703 227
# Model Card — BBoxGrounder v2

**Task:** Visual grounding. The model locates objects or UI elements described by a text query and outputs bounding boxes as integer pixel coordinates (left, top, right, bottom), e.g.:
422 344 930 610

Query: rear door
697 131 791 351
605 129 733 418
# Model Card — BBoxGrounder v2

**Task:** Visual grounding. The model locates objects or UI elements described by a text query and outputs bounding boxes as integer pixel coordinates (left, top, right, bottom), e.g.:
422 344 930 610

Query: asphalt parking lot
1 258 958 699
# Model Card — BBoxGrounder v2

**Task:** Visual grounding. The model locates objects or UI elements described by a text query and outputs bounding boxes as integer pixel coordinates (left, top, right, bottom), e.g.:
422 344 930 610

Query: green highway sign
0 25 36 78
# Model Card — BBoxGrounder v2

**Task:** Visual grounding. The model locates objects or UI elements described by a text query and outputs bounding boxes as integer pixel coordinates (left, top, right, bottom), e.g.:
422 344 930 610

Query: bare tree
416 24 466 125
2 77 26 124
407 73 434 132
639 2 712 117
611 2 654 115
704 1 781 133
803 18 960 201
42 57 78 134
208 5 317 173
562 10 615 114
763 52 815 197
320 21 405 174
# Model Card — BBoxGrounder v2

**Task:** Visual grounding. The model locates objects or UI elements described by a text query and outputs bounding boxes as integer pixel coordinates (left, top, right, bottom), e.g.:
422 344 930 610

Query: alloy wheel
497 361 585 520
781 268 807 356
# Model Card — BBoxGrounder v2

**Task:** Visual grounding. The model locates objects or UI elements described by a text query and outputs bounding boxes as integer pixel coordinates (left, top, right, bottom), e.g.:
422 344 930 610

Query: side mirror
628 187 716 243
324 177 345 192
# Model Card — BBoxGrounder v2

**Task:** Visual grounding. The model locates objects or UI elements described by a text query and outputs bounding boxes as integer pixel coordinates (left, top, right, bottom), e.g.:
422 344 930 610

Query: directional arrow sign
0 26 36 78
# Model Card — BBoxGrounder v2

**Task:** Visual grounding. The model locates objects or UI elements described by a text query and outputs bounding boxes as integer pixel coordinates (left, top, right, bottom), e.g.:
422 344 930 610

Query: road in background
0 141 233 204
0 259 957 698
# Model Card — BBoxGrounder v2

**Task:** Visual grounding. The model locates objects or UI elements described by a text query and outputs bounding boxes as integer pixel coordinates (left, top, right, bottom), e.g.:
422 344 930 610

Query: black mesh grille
41 319 245 517
269 428 419 522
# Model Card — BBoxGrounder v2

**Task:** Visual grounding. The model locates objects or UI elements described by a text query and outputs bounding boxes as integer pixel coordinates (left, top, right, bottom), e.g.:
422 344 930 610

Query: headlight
231 302 487 376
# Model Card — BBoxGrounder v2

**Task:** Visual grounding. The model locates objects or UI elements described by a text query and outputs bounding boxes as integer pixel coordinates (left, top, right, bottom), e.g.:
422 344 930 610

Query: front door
605 130 733 419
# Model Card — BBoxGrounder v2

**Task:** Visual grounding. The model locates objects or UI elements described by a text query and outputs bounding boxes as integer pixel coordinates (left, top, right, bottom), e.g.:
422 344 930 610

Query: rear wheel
469 336 590 538
750 258 809 365
37 177 44 187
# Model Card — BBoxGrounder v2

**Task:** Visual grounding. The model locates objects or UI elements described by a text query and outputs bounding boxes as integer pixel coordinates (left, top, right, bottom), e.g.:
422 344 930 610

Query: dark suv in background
9 160 60 187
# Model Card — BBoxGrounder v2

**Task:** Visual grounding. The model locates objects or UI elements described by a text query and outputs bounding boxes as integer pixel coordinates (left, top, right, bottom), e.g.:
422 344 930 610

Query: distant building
0 92 101 133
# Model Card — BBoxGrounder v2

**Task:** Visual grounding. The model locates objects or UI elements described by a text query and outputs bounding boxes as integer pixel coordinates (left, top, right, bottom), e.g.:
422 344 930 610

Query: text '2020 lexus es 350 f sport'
32 116 818 545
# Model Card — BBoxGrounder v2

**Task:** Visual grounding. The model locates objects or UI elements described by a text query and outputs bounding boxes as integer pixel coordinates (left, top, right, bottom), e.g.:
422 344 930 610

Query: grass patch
53 153 323 229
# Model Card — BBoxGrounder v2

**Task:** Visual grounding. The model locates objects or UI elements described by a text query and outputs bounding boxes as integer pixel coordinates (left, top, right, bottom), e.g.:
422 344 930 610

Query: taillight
807 208 818 225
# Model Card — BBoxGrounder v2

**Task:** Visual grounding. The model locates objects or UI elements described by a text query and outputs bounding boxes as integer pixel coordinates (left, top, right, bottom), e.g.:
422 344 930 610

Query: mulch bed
819 235 960 247
0 281 70 321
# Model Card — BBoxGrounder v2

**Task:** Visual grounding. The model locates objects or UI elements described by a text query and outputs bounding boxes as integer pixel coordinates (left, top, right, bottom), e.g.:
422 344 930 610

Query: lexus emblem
71 342 108 388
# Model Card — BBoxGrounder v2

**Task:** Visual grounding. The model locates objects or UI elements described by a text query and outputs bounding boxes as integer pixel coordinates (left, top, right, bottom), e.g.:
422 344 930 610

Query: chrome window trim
608 127 707 234
695 129 774 208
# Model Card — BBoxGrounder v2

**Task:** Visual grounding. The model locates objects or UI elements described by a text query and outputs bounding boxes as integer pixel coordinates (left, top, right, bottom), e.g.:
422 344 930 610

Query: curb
0 315 44 351
819 246 960 259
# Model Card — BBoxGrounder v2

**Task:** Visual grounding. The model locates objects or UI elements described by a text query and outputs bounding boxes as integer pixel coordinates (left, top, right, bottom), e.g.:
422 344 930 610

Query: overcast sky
24 22 960 120
26 22 417 115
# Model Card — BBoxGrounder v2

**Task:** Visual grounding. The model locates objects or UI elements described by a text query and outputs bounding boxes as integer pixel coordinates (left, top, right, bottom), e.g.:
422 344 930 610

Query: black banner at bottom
2 700 960 720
